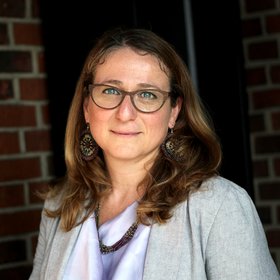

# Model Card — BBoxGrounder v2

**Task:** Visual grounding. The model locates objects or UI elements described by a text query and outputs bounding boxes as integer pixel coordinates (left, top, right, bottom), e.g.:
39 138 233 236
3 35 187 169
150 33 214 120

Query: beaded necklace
95 204 139 254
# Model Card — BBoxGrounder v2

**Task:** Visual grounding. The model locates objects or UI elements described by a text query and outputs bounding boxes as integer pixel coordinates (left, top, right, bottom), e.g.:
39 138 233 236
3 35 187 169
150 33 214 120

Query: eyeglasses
88 84 170 113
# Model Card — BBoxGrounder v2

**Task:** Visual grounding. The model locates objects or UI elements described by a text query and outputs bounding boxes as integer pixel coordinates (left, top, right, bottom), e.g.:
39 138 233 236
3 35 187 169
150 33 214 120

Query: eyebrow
99 79 164 90
101 79 122 86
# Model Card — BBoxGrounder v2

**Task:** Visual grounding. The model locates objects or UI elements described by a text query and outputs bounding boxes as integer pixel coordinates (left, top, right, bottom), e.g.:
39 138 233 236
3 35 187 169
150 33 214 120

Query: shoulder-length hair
45 27 222 231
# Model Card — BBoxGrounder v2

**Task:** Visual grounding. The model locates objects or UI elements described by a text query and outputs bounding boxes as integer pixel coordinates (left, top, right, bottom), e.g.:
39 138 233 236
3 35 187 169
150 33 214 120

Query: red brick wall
0 0 279 277
240 0 280 269
0 0 53 277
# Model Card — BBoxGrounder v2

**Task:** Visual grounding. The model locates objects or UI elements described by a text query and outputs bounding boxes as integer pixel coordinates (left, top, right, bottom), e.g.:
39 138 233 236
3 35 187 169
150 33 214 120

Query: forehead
94 47 170 86
99 47 165 68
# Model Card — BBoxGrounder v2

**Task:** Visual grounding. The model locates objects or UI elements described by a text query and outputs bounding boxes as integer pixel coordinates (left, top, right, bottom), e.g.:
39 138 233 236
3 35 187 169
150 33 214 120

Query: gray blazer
29 176 280 279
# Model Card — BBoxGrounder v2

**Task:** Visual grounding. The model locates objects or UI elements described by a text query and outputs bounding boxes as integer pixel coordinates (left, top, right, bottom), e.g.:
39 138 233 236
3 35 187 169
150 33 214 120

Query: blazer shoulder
195 176 251 200
187 176 255 219
43 188 64 211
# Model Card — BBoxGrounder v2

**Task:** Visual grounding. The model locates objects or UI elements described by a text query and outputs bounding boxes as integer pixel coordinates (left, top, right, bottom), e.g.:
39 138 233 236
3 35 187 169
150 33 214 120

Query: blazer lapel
143 202 186 280
43 222 83 279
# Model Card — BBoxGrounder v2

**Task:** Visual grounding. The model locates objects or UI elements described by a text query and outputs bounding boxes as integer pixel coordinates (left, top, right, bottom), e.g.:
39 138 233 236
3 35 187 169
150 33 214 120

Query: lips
111 130 141 136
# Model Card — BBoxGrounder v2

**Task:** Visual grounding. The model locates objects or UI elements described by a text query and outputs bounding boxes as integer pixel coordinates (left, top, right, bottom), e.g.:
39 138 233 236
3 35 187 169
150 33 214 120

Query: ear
169 97 182 128
83 96 90 123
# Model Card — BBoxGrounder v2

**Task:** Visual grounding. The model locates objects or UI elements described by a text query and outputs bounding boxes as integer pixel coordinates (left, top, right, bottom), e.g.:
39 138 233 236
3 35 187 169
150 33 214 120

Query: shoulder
43 182 66 211
178 176 264 253
189 175 253 209
170 176 279 278
41 177 68 211
183 176 259 229
186 178 279 278
198 175 250 198
44 192 62 211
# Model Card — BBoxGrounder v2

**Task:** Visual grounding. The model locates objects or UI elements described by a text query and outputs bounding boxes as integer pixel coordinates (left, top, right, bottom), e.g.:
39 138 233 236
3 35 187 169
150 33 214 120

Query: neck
98 155 153 225
104 154 154 195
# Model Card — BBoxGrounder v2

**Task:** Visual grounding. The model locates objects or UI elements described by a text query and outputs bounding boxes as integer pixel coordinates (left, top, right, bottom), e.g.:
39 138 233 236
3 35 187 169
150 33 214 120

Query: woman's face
83 47 181 164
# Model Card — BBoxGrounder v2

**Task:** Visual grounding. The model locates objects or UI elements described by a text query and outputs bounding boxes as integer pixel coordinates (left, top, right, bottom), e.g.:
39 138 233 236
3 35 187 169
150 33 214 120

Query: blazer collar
43 221 82 279
143 202 185 280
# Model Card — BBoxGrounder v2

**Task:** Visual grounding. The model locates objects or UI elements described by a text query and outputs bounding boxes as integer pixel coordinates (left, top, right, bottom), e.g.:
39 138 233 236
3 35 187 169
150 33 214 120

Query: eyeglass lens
90 84 169 113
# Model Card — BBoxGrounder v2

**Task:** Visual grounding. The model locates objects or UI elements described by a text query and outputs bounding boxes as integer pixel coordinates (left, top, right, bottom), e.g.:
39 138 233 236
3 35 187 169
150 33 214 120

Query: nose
115 95 137 121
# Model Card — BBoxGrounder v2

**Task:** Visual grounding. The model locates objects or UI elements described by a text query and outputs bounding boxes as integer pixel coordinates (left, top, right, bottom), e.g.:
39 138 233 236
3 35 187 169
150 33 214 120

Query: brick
271 64 280 83
255 135 280 154
20 78 47 100
271 112 280 130
0 158 41 181
32 0 40 18
246 67 266 86
252 89 280 109
0 23 9 44
41 104 51 125
249 113 265 132
0 240 26 264
266 229 280 247
13 23 42 45
248 41 278 60
0 185 24 207
256 206 272 224
241 18 262 38
37 51 46 73
0 51 32 73
0 79 13 99
0 265 32 280
29 181 49 204
25 130 52 152
0 132 20 154
245 0 275 13
0 0 25 17
0 209 42 236
259 182 280 200
252 159 269 177
266 14 280 33
0 105 36 127
274 158 280 176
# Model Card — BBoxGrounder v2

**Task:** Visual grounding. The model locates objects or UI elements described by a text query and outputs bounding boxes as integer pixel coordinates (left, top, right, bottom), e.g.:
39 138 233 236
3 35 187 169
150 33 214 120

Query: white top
63 202 151 280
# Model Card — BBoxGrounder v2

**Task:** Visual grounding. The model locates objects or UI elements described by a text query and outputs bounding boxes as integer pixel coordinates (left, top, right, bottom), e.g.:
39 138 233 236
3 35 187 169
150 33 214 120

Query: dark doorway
190 0 253 196
39 0 253 197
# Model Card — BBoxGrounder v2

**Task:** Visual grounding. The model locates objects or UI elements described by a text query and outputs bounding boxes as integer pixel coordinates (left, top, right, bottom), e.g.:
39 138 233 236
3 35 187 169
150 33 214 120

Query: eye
138 91 157 100
102 87 120 95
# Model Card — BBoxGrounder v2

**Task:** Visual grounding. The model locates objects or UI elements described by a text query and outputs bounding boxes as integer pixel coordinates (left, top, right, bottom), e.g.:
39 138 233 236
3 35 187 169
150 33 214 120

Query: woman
29 27 279 279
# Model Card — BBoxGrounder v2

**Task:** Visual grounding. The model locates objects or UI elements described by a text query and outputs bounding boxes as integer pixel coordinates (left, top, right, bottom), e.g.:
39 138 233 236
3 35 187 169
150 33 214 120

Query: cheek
146 112 170 137
86 102 109 122
86 106 109 135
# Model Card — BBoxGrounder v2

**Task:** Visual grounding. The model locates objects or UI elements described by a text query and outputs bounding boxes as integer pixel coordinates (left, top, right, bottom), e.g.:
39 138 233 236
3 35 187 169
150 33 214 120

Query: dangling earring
161 128 185 162
80 123 99 161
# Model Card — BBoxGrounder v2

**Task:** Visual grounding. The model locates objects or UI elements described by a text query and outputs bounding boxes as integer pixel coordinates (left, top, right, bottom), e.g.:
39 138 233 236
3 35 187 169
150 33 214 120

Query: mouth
111 130 141 136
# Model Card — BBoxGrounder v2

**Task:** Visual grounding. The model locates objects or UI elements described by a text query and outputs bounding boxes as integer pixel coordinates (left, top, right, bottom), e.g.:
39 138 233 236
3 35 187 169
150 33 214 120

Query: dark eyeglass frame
88 83 171 113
